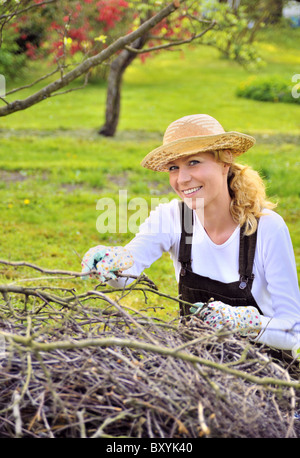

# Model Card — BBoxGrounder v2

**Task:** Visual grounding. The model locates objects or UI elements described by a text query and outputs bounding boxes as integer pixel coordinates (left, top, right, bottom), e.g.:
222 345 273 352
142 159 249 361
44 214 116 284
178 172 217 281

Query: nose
177 166 192 185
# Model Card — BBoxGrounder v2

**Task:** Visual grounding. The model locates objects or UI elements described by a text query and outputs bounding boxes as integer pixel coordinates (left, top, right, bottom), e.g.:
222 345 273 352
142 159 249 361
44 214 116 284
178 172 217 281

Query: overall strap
238 220 259 290
178 201 193 273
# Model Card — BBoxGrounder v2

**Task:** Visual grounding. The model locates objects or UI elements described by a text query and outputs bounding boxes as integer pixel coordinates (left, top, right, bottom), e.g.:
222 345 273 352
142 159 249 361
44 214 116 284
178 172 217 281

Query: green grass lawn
0 25 299 320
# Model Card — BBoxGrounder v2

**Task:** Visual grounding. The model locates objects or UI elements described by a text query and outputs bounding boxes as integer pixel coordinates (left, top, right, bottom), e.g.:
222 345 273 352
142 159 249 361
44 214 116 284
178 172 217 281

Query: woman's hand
190 301 262 338
81 245 134 282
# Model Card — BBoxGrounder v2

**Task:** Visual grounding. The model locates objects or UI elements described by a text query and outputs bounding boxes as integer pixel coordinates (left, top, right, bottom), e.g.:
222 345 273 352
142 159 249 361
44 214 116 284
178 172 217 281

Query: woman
81 114 300 355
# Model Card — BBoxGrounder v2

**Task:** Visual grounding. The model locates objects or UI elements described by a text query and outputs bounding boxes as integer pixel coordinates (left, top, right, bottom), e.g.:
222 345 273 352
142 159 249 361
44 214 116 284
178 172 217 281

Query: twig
0 258 299 438
124 399 189 436
198 401 210 437
91 410 137 438
1 330 300 390
12 391 22 438
77 409 87 438
0 0 57 21
125 20 216 54
5 67 61 96
0 259 86 277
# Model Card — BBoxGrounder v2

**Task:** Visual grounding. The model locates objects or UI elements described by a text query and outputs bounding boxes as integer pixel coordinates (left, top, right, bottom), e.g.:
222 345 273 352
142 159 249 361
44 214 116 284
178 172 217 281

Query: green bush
236 75 300 104
0 31 27 81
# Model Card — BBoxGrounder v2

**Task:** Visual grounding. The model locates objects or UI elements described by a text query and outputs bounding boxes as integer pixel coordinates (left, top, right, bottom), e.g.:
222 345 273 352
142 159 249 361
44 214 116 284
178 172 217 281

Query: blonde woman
82 114 300 356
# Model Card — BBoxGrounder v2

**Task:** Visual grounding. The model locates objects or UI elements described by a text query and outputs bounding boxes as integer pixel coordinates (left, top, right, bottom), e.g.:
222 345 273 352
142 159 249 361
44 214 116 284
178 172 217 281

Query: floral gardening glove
190 301 262 338
81 245 134 282
292 344 300 361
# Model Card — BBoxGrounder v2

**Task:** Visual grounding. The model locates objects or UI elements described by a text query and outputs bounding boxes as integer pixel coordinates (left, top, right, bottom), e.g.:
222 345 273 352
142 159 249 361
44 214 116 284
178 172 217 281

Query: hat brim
141 131 255 172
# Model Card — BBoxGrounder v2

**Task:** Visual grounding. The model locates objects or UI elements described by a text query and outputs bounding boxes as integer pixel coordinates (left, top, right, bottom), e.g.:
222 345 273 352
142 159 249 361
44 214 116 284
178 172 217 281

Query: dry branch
0 259 299 438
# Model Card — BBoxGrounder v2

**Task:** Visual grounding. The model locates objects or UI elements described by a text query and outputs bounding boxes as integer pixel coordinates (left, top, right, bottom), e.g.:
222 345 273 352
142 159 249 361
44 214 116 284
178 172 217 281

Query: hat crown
163 114 225 145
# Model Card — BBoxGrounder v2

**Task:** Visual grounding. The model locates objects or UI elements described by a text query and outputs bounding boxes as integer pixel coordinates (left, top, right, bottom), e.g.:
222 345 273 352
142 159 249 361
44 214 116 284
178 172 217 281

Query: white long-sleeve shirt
112 199 300 351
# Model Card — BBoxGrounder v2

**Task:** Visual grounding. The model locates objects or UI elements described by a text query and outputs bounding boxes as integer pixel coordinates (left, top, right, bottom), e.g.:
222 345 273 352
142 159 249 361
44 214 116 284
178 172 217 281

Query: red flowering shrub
43 0 131 62
12 0 189 64
0 0 191 80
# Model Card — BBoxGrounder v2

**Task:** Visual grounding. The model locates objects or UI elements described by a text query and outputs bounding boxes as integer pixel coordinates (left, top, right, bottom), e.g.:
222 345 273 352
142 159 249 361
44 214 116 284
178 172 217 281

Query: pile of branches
0 260 299 438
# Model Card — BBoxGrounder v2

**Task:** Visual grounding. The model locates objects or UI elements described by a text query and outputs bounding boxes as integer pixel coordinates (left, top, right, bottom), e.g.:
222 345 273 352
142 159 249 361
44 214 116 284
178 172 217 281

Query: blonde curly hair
216 150 277 236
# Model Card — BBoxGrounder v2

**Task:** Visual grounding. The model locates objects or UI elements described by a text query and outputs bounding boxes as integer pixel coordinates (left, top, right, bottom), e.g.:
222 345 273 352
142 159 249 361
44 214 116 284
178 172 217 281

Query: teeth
183 187 201 195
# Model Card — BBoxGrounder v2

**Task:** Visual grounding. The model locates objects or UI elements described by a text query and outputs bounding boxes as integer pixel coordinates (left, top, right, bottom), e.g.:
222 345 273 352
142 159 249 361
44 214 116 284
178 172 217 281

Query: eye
168 165 178 172
189 159 200 166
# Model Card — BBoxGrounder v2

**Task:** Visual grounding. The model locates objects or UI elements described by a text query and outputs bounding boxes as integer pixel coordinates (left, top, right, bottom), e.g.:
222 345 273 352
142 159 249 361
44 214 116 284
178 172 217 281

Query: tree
98 1 218 136
0 1 184 114
99 35 149 136
0 0 264 135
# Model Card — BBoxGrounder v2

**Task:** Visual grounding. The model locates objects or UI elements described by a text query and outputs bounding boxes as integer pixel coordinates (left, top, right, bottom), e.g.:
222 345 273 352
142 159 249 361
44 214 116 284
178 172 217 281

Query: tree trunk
99 36 148 137
266 0 284 23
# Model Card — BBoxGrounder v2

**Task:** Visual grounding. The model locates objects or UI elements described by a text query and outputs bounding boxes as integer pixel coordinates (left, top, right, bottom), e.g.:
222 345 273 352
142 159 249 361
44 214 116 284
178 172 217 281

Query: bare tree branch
5 67 61 96
0 258 87 277
0 0 57 21
0 0 185 117
125 20 216 54
0 255 298 437
1 328 300 390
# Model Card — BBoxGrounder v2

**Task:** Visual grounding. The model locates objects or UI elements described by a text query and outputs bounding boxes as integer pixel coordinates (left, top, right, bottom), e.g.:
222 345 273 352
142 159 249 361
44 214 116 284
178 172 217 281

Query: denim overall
177 202 300 374
177 201 262 317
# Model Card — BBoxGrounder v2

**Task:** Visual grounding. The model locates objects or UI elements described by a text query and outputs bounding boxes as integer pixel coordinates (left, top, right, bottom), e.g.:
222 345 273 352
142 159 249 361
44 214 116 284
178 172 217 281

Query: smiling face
168 152 230 211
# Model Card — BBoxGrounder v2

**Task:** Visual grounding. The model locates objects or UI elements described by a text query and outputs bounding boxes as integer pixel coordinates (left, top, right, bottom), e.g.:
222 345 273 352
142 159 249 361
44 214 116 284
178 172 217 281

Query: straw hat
141 114 256 172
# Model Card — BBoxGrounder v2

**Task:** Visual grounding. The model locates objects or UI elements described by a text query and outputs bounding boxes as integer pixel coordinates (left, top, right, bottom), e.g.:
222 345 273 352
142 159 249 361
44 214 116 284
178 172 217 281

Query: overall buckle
239 276 248 290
